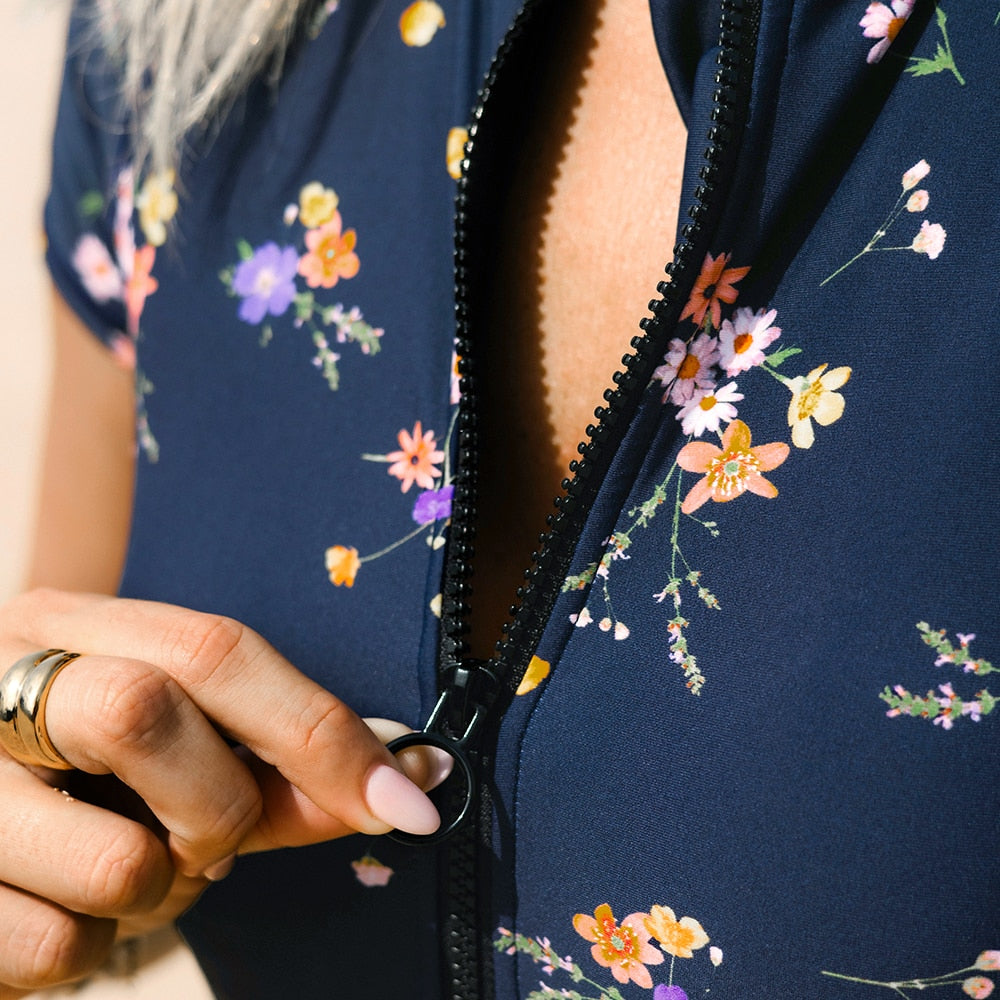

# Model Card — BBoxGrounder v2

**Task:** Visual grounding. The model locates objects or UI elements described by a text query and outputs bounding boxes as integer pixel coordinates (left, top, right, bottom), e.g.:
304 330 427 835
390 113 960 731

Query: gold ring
0 649 81 769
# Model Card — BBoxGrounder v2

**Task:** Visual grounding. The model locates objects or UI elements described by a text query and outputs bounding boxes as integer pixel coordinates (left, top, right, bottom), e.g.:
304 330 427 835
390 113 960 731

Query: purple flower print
412 485 454 525
654 986 689 1000
232 242 300 323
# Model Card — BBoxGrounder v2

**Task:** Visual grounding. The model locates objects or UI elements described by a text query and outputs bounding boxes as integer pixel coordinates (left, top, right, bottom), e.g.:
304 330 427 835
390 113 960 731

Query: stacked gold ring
0 649 81 769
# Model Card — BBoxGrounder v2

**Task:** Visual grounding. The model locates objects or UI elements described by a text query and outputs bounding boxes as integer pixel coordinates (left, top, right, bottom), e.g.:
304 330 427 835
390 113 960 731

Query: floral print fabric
43 1 998 997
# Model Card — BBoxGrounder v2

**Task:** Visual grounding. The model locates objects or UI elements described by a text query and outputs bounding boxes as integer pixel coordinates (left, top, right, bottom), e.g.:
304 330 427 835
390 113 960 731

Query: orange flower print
645 905 710 959
679 251 750 329
297 212 360 289
325 545 361 587
572 903 664 988
400 1 445 46
386 421 445 493
676 419 789 515
125 244 159 335
515 655 551 695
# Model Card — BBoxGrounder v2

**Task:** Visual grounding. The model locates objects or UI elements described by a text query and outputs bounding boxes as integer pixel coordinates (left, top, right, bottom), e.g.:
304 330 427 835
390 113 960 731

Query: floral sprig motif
72 166 178 462
906 7 965 85
821 159 946 285
880 624 995 728
822 949 1000 998
221 181 383 391
495 903 720 1000
563 251 852 694
324 413 457 589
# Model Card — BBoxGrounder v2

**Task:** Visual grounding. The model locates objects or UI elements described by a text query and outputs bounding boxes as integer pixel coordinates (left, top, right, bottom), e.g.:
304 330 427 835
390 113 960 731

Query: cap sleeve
44 1 131 350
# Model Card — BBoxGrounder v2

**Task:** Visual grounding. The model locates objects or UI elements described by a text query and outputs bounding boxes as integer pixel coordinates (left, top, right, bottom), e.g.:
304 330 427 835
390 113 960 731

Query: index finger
15 591 441 839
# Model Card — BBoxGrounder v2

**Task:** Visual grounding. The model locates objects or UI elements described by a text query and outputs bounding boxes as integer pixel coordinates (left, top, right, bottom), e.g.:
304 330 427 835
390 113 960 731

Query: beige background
1 2 212 996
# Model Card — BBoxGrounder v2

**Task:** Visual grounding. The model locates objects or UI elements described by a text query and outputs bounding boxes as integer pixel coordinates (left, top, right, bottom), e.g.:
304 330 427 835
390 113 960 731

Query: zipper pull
386 660 499 846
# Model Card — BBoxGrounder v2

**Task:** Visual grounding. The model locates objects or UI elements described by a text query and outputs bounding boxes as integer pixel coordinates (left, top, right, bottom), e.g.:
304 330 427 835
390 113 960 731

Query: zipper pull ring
385 661 497 846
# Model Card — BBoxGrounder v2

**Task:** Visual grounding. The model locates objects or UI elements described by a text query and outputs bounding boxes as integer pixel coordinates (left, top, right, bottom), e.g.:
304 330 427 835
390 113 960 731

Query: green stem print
560 251 851 695
906 8 965 86
221 182 383 390
325 409 458 589
879 624 995 728
821 159 946 286
821 950 999 998
496 901 721 1000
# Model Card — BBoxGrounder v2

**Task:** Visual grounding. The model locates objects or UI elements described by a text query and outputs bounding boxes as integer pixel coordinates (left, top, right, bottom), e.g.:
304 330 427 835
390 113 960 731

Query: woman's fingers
0 756 172 917
238 719 454 854
3 590 441 877
41 653 263 878
0 879 115 992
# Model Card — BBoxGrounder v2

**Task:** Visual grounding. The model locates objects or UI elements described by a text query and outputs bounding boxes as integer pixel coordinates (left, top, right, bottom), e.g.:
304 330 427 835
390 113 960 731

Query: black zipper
438 1 763 996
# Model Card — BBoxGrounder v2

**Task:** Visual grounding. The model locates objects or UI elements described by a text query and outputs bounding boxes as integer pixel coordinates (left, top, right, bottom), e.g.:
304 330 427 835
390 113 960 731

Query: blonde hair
95 0 314 176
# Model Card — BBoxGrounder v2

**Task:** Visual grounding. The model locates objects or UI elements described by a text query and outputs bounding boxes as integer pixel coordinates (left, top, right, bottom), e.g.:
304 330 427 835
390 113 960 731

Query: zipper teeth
447 0 762 695
440 0 544 677
443 6 762 999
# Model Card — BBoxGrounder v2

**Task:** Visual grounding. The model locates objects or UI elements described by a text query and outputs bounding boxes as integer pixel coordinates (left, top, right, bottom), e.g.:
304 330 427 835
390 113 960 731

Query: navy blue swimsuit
46 2 998 997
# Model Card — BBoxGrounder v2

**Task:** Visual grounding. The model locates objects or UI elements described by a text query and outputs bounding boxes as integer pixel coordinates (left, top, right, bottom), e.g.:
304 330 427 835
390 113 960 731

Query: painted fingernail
365 763 441 836
427 747 455 791
203 855 236 882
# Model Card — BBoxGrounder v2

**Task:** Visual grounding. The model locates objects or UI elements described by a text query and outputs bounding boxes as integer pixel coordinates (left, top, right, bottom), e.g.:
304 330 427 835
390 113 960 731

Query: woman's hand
0 588 442 997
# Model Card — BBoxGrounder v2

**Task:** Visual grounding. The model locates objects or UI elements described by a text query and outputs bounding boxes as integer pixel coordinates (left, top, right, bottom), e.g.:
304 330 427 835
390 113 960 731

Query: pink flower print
933 682 959 728
964 976 995 999
109 334 137 371
350 855 394 887
72 234 123 303
679 251 750 329
718 306 781 376
385 421 445 492
232 242 300 323
976 953 1000 972
297 212 360 288
677 382 743 437
654 333 719 405
113 166 136 278
911 220 946 259
124 245 158 336
906 190 929 212
860 0 914 64
572 903 664 989
676 419 789 515
902 159 930 190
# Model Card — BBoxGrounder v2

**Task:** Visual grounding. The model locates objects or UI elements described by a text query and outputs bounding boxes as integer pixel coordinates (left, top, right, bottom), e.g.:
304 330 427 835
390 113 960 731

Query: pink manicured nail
427 747 455 790
366 764 441 836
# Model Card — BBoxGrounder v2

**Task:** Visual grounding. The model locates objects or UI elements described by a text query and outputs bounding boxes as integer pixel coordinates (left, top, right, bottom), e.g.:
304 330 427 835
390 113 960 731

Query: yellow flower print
299 181 339 229
645 905 710 959
399 1 445 46
516 656 550 695
446 127 469 180
136 170 178 247
786 363 851 449
325 545 361 587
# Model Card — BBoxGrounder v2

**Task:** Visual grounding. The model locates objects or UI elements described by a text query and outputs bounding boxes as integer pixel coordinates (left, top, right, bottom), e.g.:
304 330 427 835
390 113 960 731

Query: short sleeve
44 1 130 348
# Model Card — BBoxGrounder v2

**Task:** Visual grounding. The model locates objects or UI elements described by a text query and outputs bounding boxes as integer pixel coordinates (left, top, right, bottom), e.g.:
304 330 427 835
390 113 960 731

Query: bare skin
470 0 687 656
